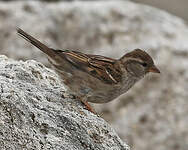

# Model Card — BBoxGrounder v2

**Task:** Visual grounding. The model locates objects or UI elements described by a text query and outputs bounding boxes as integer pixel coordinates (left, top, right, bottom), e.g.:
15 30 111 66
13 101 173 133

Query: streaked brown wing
61 50 122 84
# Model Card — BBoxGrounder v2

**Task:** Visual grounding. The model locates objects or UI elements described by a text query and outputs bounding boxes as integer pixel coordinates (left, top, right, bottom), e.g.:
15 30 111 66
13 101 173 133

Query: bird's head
120 49 160 78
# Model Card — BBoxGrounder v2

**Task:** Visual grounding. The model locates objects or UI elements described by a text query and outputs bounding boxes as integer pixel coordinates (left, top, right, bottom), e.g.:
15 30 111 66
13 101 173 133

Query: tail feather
17 28 56 57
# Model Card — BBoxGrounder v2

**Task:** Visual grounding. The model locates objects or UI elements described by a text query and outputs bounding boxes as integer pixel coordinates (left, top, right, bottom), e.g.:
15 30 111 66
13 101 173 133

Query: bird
17 28 160 114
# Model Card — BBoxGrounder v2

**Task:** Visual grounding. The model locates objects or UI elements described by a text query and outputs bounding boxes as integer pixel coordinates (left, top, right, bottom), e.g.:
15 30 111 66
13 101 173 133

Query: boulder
0 55 129 150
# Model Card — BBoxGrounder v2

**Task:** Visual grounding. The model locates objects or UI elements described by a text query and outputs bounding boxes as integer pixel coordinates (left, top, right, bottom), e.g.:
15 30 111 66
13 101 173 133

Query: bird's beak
148 65 160 73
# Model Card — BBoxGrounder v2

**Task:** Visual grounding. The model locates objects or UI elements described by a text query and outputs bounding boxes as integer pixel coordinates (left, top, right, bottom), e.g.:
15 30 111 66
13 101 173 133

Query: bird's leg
77 97 96 114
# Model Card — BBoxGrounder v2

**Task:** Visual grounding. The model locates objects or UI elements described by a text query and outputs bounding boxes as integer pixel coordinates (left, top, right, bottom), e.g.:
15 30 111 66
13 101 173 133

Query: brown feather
61 51 122 84
121 49 154 65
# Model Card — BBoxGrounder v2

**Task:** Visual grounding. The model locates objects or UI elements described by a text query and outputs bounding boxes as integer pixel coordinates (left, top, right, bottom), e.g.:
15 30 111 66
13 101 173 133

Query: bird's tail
17 28 56 57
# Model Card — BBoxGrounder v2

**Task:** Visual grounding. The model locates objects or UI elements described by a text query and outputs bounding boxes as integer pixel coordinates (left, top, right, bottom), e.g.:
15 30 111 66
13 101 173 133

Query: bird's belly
57 70 121 103
55 69 137 104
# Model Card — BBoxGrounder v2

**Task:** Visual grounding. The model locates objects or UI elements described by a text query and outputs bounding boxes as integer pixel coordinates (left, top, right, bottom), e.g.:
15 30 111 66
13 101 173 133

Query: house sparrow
17 28 160 113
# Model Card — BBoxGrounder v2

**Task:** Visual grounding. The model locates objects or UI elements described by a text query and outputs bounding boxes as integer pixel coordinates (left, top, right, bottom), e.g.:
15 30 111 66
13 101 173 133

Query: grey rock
0 55 129 150
1 1 188 150
132 0 188 21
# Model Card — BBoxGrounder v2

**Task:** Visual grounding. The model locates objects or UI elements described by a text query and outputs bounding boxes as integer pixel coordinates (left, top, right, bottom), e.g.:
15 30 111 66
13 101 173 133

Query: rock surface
0 1 188 150
0 55 129 150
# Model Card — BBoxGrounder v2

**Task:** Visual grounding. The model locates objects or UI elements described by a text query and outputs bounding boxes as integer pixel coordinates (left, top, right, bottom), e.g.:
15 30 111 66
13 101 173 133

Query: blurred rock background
0 0 188 150
133 0 188 21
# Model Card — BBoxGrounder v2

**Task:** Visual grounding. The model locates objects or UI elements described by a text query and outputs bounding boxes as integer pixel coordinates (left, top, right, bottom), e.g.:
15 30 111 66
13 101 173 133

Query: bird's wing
60 50 122 84
16 28 121 83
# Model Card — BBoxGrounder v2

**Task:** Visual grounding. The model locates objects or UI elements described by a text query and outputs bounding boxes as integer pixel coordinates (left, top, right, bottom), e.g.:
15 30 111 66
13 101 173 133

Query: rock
0 55 129 150
1 1 188 150
132 0 188 21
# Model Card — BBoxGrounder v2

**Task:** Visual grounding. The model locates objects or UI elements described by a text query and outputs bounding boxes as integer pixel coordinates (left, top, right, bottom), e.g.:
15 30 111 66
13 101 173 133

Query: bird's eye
142 63 147 67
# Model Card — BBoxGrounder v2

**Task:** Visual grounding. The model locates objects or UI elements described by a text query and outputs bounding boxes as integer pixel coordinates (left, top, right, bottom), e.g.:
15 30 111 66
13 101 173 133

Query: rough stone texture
1 1 188 150
0 55 129 150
